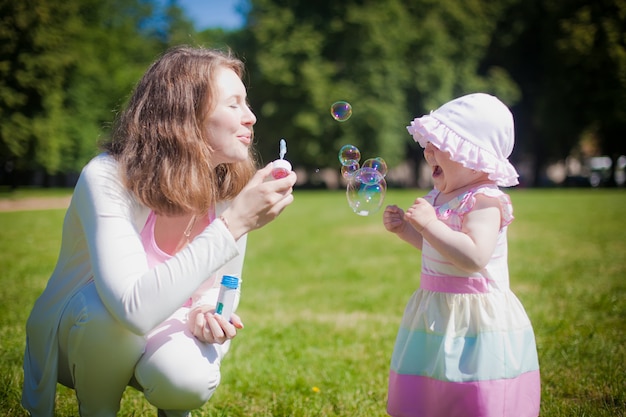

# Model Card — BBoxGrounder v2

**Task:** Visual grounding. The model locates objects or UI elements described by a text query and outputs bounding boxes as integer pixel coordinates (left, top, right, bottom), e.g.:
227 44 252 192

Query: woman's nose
243 106 257 125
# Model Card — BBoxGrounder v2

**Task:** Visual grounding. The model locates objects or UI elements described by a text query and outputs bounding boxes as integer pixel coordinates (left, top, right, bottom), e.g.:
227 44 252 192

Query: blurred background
1 0 625 190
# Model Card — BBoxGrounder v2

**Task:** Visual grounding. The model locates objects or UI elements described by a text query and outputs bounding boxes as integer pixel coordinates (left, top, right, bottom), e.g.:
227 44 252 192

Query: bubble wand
271 138 292 179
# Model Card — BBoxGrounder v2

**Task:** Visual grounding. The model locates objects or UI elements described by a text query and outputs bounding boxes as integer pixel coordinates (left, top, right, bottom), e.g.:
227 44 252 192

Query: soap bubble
341 164 359 179
346 176 387 216
330 101 353 122
356 167 384 185
362 157 388 178
338 144 361 167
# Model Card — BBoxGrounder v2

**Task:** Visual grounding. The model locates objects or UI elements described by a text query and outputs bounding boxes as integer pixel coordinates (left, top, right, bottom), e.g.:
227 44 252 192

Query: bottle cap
271 159 292 179
220 275 240 289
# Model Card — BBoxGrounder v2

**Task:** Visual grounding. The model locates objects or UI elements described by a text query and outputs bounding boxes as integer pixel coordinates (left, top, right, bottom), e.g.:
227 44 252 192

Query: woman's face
204 67 256 165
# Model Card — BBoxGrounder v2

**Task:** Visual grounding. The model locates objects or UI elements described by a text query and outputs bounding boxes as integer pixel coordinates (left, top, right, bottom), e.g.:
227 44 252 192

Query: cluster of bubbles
338 144 388 216
330 100 388 215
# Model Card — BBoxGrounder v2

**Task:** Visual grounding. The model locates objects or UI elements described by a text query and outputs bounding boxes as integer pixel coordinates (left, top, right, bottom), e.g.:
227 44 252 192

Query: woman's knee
138 358 221 410
134 312 227 411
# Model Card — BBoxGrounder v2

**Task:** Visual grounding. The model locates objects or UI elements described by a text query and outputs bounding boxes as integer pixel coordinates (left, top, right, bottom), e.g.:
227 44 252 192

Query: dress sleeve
423 188 439 205
75 155 240 334
456 186 514 229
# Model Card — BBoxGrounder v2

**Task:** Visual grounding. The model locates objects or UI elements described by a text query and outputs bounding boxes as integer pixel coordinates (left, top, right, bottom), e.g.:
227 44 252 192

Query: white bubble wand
271 138 292 179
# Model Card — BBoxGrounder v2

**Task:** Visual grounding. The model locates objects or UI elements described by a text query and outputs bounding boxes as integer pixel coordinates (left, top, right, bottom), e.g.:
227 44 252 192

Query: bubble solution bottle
271 159 292 179
216 275 239 322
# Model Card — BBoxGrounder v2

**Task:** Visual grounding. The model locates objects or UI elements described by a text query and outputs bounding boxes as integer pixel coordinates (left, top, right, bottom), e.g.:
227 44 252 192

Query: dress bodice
421 185 514 292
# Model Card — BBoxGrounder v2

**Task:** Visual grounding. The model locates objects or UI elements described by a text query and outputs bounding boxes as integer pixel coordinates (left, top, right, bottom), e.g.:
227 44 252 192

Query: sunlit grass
0 189 624 416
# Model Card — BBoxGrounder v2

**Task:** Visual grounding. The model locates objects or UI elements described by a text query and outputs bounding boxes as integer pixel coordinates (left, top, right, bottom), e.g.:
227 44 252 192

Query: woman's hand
187 304 244 344
221 164 297 240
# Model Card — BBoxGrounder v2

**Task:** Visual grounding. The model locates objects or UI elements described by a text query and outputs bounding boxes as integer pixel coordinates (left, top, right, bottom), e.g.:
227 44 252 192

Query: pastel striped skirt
387 277 540 417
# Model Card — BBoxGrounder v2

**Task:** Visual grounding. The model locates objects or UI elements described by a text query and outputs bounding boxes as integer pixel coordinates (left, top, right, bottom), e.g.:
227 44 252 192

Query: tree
486 0 626 185
61 0 167 173
236 0 520 181
0 0 194 184
240 0 416 171
0 0 84 175
403 0 520 111
551 0 626 185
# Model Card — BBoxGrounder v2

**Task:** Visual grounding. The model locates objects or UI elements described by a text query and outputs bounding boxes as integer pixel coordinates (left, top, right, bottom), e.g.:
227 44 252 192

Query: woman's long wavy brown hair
101 46 258 216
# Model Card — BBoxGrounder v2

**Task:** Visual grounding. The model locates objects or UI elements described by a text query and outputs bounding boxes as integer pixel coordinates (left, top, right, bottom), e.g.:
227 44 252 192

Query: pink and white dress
387 185 540 417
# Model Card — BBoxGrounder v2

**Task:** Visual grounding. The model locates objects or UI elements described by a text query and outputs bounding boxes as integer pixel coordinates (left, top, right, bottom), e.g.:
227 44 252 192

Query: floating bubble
362 157 388 178
330 101 353 122
356 167 384 185
341 164 359 179
346 175 387 216
338 144 361 167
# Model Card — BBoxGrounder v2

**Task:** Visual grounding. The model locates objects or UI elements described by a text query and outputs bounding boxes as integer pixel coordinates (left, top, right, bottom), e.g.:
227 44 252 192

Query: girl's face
423 142 487 194
204 67 257 165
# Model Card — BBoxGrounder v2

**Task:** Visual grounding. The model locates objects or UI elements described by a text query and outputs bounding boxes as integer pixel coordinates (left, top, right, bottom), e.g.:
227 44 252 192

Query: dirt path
0 196 72 212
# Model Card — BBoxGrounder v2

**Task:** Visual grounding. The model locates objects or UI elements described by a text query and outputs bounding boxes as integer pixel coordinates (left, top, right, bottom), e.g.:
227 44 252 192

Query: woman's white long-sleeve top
22 153 245 416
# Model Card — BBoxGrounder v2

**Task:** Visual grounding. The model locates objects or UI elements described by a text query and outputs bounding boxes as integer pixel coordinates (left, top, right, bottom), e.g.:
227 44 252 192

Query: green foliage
243 0 414 169
552 0 626 156
406 0 521 109
1 0 625 185
239 0 521 170
0 0 194 174
0 189 624 416
487 0 626 172
0 0 83 172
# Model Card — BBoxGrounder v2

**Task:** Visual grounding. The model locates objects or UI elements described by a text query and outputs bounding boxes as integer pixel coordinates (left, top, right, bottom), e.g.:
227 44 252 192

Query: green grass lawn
1 188 624 416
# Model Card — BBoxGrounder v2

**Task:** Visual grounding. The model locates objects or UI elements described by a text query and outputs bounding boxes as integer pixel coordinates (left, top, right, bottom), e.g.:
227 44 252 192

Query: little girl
383 93 540 417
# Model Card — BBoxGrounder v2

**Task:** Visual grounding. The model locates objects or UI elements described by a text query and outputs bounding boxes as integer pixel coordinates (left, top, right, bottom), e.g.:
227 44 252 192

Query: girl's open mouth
433 165 442 177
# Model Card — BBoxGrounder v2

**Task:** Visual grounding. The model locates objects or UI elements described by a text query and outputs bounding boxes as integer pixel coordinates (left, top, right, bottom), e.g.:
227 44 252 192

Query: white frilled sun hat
407 93 519 187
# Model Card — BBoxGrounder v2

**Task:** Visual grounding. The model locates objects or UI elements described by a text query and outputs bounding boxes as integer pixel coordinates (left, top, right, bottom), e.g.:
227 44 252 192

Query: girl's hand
221 164 297 240
383 205 408 234
187 304 244 344
405 198 438 233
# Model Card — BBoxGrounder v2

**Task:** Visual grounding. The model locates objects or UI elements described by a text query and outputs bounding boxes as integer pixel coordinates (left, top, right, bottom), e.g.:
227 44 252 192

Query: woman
22 46 297 417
